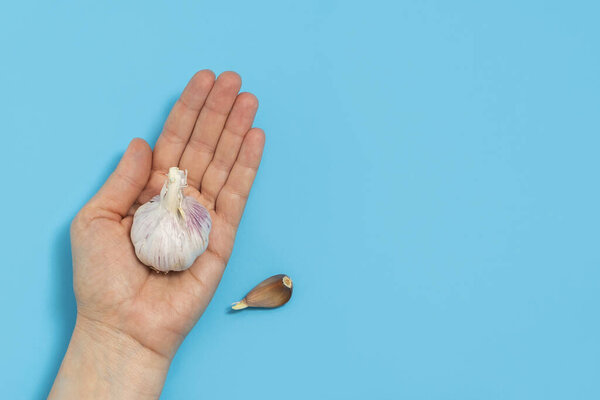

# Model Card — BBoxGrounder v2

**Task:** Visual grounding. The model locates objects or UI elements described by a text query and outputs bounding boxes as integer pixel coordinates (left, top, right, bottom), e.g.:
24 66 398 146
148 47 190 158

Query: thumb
88 138 152 217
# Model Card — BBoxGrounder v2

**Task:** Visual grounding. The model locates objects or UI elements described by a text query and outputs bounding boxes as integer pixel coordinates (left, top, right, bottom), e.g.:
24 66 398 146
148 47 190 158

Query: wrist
49 315 171 399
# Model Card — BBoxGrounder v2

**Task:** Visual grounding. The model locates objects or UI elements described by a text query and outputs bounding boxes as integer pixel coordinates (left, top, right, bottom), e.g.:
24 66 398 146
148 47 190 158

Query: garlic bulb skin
130 167 211 272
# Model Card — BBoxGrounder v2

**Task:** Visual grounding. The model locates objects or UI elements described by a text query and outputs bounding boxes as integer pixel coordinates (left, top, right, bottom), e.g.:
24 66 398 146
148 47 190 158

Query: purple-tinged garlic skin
130 167 212 272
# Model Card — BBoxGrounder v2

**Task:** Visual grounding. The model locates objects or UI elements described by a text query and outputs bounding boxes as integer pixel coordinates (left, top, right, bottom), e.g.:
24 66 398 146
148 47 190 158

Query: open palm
70 70 264 361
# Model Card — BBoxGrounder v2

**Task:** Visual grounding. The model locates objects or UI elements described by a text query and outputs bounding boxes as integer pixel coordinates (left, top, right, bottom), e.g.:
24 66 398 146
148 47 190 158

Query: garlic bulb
130 167 211 272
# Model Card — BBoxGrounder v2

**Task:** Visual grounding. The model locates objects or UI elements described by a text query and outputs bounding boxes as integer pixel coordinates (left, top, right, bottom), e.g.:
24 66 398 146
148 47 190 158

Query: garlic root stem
231 300 248 310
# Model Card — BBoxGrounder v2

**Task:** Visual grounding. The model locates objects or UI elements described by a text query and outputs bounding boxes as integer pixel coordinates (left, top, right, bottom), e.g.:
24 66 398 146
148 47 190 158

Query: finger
200 92 258 206
88 138 152 218
179 71 242 188
215 128 265 228
153 70 215 173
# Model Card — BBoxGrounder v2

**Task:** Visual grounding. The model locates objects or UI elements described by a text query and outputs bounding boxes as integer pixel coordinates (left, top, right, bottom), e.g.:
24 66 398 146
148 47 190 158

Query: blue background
1 1 599 399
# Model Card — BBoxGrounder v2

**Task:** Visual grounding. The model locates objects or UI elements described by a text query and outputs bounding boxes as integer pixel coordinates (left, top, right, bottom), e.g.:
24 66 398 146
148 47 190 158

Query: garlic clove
231 274 293 310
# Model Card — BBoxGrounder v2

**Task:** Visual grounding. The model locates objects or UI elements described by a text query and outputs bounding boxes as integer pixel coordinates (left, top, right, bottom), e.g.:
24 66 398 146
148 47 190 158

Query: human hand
49 70 264 399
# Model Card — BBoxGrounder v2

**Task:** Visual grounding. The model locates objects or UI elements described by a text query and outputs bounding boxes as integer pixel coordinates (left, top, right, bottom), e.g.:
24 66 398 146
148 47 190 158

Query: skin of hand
49 70 265 399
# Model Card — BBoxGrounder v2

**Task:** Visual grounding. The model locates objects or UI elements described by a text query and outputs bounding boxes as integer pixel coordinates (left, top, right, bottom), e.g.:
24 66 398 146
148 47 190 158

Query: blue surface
1 1 599 399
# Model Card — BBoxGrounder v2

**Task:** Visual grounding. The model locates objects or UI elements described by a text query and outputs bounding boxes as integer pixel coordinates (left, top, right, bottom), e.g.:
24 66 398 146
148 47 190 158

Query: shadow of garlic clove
231 274 293 310
130 167 212 273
